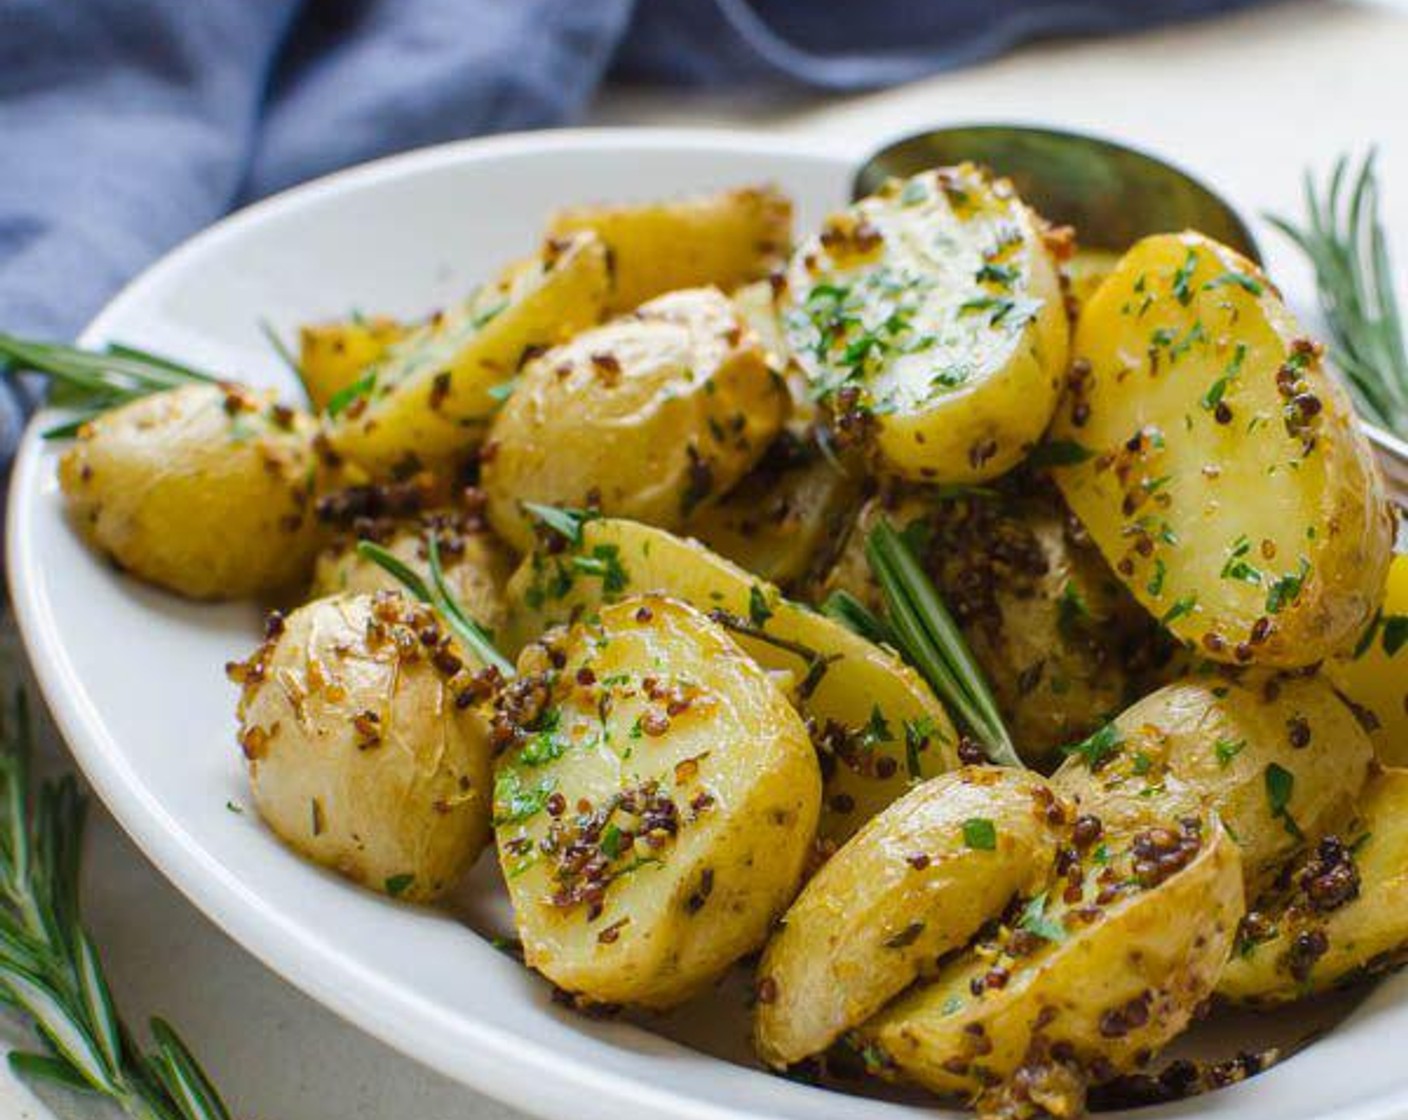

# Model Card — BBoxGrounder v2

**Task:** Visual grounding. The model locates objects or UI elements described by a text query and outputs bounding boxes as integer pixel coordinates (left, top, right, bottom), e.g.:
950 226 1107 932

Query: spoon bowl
854 123 1261 261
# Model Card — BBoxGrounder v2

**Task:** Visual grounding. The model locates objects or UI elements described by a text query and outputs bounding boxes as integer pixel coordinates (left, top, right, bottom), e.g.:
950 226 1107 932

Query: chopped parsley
1028 439 1095 468
1215 737 1246 767
1062 722 1123 769
1017 892 1065 942
1171 248 1199 305
493 770 557 825
1160 594 1197 626
571 544 629 595
749 585 774 628
1264 762 1302 838
1203 271 1264 296
384 873 415 897
962 817 998 851
1265 558 1311 615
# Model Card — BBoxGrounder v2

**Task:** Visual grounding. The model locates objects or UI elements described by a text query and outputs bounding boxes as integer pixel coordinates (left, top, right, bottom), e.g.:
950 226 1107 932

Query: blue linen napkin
0 0 1271 467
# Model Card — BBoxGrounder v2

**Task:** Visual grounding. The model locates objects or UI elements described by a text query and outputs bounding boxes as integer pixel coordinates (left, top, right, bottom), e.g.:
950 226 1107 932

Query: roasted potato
58 383 324 600
548 185 792 314
755 768 1064 1068
310 506 512 635
1325 552 1408 765
1220 768 1408 1004
783 165 1069 483
328 232 610 478
494 595 819 1009
1050 231 1395 667
298 315 408 411
684 425 862 591
229 591 495 902
820 480 1174 764
1053 674 1374 893
504 517 959 841
483 287 789 552
862 797 1242 1115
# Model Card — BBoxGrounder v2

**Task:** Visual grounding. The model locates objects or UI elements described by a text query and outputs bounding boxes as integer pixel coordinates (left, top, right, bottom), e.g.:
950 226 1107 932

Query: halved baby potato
1050 231 1395 668
494 595 820 1010
483 287 788 552
783 164 1069 483
58 383 324 600
819 481 1173 765
298 315 408 412
1325 551 1408 765
1220 768 1408 1004
755 767 1065 1068
230 591 496 902
328 232 610 478
309 507 513 635
1053 674 1374 894
548 184 793 315
503 517 959 842
862 796 1242 1115
684 425 862 591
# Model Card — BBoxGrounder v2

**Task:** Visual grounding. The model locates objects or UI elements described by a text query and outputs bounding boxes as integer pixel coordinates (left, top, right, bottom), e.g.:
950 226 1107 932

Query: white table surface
4 0 1408 1115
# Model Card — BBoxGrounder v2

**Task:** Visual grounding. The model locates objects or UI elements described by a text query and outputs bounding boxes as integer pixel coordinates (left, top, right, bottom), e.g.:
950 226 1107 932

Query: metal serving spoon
853 123 1408 505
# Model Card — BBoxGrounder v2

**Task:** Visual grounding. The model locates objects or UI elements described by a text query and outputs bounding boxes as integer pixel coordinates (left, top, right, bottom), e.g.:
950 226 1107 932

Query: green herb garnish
962 818 997 851
1269 151 1408 432
864 520 1020 767
0 691 233 1119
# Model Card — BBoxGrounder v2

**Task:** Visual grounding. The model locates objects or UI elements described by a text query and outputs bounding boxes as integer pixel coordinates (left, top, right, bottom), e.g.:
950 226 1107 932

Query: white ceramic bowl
8 130 1408 1120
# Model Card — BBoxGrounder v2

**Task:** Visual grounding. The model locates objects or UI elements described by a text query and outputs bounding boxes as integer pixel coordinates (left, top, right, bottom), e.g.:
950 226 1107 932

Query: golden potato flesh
820 482 1174 765
310 507 512 636
548 185 792 314
483 287 788 553
230 592 495 902
328 232 609 479
58 383 323 600
1220 768 1408 1005
1051 231 1395 667
863 801 1242 1114
755 768 1065 1068
1053 674 1373 894
298 315 407 411
1325 552 1408 765
783 165 1069 483
494 596 820 1010
504 518 959 843
684 425 861 592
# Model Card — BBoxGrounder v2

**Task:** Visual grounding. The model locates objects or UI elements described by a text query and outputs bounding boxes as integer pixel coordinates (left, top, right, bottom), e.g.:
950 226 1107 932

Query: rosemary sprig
860 520 1021 768
0 334 217 439
356 539 514 676
1267 151 1408 433
0 691 231 1120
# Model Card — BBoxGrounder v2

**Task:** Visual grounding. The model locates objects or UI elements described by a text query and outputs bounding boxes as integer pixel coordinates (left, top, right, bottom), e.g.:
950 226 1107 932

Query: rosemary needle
1267 151 1408 433
0 691 231 1120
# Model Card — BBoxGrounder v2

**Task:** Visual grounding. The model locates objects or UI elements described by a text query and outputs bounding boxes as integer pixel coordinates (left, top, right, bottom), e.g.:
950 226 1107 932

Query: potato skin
230 592 495 902
1053 674 1374 893
548 185 793 314
1050 231 1395 668
1325 552 1408 765
820 480 1173 764
504 518 959 842
483 287 788 553
310 508 512 636
494 596 820 1010
684 425 862 592
298 315 407 411
1220 768 1408 1005
864 805 1241 1111
58 383 323 600
755 767 1065 1068
784 165 1069 483
328 233 609 479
